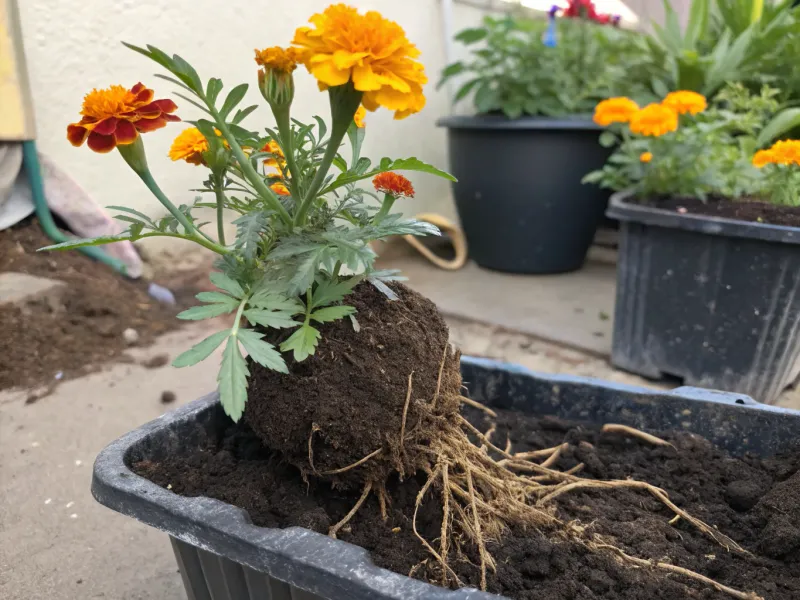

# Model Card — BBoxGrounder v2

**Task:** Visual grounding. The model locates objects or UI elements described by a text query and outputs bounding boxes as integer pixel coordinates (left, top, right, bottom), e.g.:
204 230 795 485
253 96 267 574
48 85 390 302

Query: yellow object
592 97 639 126
292 4 427 120
662 91 707 116
640 152 653 163
0 0 35 141
629 103 679 137
254 47 304 73
169 127 210 165
753 140 800 167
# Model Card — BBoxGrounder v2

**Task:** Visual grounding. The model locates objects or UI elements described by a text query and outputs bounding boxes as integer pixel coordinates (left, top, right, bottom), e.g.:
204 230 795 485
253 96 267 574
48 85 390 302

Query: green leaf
233 104 258 125
312 275 363 308
280 323 321 362
311 305 356 323
684 0 710 50
249 289 303 312
455 27 488 44
107 206 156 228
287 249 325 295
220 83 249 119
237 329 288 373
206 78 224 105
210 272 245 298
153 73 196 94
598 131 617 148
320 157 455 196
172 54 203 94
39 233 131 252
244 308 299 329
218 336 249 422
195 291 241 307
172 329 230 368
439 62 465 86
454 78 481 102
757 108 800 146
177 301 237 321
232 212 269 260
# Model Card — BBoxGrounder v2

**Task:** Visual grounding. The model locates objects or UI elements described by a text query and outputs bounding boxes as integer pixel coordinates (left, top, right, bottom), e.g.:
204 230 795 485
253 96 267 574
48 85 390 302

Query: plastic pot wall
607 192 800 404
437 116 612 274
92 357 800 600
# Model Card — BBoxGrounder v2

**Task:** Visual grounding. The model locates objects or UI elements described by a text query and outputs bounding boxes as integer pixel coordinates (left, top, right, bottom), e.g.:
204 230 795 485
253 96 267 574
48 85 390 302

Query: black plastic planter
92 356 800 600
437 116 612 274
607 191 800 404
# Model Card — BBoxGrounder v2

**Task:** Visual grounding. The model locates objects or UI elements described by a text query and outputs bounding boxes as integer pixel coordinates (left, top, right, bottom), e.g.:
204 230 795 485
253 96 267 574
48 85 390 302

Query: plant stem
373 193 397 224
231 296 248 337
210 109 294 228
273 106 302 200
137 170 227 254
135 231 228 255
212 176 227 246
294 124 348 226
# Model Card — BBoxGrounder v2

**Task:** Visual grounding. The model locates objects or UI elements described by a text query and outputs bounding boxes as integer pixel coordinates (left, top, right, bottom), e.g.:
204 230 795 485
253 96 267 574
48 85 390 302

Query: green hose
22 140 128 275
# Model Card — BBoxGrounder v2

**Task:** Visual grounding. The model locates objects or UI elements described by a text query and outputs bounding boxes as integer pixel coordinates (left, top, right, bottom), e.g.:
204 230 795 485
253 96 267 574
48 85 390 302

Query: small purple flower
549 5 560 17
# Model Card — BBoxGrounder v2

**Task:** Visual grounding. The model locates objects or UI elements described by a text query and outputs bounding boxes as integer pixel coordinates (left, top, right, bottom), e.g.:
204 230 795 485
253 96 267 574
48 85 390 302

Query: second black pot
438 115 612 274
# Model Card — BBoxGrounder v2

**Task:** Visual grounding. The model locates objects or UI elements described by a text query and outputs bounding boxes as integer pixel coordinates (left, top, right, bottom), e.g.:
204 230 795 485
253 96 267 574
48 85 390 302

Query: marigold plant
584 84 800 204
53 4 455 421
752 140 800 206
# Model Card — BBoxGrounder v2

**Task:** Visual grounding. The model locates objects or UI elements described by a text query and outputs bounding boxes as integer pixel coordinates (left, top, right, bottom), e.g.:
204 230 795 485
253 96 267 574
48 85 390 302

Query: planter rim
607 190 800 245
437 114 600 131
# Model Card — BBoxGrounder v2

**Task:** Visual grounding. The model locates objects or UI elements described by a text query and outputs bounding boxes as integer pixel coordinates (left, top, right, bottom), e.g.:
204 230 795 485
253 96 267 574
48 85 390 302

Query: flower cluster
753 140 800 168
593 90 706 137
554 0 620 26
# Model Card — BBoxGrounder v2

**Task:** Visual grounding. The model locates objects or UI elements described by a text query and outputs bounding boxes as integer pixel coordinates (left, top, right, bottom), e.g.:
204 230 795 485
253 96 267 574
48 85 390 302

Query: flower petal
92 117 118 136
114 120 138 145
67 124 90 147
310 60 351 87
133 87 154 104
87 132 117 153
135 115 168 133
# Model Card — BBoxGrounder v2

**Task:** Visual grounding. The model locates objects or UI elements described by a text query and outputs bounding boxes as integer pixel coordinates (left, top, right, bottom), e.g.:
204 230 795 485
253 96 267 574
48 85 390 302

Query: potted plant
437 2 642 274
61 5 794 600
587 83 800 404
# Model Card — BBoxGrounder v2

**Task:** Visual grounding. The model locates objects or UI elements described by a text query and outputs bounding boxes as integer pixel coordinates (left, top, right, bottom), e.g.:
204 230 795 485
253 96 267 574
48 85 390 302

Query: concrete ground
3 258 800 600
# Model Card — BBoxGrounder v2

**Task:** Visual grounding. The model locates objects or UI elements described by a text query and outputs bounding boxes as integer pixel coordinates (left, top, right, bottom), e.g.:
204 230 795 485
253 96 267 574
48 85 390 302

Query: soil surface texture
244 282 462 487
136 404 800 599
650 196 800 227
0 218 192 391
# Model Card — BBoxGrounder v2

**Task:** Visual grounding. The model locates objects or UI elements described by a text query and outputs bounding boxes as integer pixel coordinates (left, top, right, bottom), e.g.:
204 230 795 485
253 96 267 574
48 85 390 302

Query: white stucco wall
18 0 492 236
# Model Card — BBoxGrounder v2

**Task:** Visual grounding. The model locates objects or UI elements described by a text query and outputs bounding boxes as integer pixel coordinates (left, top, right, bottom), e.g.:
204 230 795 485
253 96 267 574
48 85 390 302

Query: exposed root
320 447 383 476
377 482 390 522
537 479 747 554
596 544 764 600
431 344 449 409
399 372 414 455
440 463 451 587
459 395 498 418
307 423 321 474
540 443 567 468
602 424 675 449
329 481 372 539
466 463 494 590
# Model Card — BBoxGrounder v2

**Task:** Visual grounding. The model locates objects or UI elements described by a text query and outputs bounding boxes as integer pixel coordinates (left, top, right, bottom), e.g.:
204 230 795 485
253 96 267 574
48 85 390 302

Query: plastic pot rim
607 189 800 245
436 114 601 131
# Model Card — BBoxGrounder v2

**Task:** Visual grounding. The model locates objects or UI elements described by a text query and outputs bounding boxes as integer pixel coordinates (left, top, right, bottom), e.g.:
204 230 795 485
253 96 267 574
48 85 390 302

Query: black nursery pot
437 115 612 274
608 191 800 404
92 357 800 600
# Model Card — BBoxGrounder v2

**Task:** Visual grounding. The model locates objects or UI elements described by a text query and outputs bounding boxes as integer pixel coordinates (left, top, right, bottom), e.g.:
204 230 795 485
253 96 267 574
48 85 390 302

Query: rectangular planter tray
92 356 800 600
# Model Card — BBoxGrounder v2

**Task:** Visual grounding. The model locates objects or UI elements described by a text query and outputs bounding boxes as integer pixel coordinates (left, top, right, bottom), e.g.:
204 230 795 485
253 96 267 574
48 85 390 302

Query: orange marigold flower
373 172 414 198
629 103 678 137
640 151 653 163
254 46 306 73
593 97 639 126
67 83 179 153
169 127 209 165
261 140 285 168
292 4 427 120
753 140 800 167
354 105 366 128
662 91 707 116
270 180 290 196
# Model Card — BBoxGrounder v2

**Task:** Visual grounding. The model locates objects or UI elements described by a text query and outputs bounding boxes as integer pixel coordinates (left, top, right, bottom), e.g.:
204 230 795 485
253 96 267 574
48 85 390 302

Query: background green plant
440 15 644 118
584 83 800 203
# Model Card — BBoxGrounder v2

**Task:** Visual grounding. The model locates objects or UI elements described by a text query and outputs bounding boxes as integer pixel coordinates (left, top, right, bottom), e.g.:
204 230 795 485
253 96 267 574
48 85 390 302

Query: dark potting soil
649 196 800 227
0 217 194 391
135 405 800 599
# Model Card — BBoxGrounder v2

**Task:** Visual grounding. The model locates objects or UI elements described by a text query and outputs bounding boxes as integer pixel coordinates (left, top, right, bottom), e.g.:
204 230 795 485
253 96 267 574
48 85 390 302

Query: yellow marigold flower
270 181 290 196
254 47 306 73
292 4 427 120
169 127 209 165
640 151 653 163
261 140 285 168
662 91 707 116
593 97 639 126
354 105 366 128
629 104 679 137
754 140 800 167
67 83 179 153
